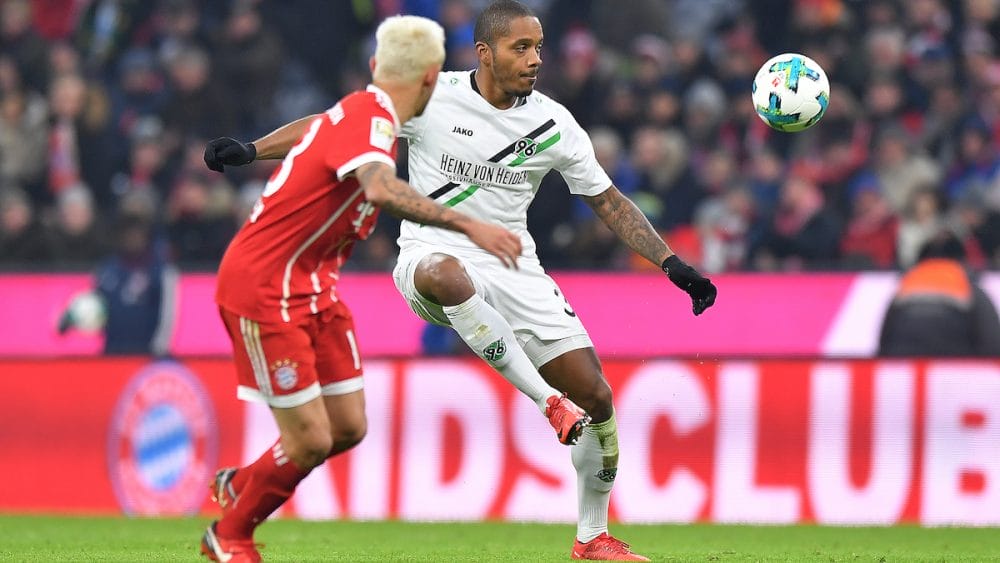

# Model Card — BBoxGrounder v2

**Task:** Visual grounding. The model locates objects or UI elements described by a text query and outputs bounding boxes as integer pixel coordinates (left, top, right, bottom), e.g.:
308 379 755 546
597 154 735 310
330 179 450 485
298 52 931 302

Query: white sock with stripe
573 411 619 542
443 294 558 412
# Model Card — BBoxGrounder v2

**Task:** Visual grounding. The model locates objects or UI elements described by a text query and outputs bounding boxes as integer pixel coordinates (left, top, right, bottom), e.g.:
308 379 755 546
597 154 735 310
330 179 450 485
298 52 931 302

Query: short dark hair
918 230 966 262
473 0 536 49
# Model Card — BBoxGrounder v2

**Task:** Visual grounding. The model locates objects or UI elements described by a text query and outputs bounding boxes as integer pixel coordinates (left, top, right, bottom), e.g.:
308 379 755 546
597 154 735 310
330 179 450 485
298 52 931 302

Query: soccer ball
65 291 107 332
752 53 830 132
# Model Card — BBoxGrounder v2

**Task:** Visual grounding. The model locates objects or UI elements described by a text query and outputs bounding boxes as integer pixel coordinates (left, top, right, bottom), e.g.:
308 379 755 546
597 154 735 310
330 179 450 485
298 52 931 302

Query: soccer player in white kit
204 2 717 559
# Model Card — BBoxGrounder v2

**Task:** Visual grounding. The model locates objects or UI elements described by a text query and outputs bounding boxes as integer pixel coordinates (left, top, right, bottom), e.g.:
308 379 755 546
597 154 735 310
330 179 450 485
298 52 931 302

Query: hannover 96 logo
483 337 507 362
513 138 537 160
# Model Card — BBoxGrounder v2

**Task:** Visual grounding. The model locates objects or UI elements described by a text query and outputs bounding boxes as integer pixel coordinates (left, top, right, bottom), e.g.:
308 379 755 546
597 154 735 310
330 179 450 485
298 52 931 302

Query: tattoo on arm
358 165 468 232
584 186 671 265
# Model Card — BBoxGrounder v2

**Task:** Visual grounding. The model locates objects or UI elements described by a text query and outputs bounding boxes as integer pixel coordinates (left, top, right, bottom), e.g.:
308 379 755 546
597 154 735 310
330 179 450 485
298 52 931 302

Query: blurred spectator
683 78 727 153
752 174 842 271
920 83 966 167
154 0 209 65
211 3 284 135
964 0 1000 39
630 34 671 102
541 27 607 131
817 127 869 218
441 0 476 69
951 190 1000 268
165 172 235 265
879 231 1000 357
110 48 168 142
31 0 80 41
840 179 897 269
76 214 178 356
47 72 115 204
0 87 48 190
1 0 49 92
47 40 81 80
897 188 946 269
591 127 640 194
630 126 700 229
944 116 1000 206
695 185 759 273
74 0 155 74
108 115 173 203
872 125 941 214
600 82 641 141
161 46 235 141
44 184 107 266
0 187 48 265
746 148 785 214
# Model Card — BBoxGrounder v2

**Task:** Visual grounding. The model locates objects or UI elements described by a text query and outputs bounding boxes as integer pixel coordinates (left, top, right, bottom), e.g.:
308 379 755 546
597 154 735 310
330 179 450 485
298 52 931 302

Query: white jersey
398 70 612 257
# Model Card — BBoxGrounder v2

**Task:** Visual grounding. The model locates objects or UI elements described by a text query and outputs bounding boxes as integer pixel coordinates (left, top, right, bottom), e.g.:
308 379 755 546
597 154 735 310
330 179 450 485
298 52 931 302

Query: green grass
0 515 998 562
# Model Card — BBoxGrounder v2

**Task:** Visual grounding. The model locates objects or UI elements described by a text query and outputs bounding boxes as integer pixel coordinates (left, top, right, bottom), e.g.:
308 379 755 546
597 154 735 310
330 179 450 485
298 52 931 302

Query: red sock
230 466 250 495
229 444 338 497
216 440 311 540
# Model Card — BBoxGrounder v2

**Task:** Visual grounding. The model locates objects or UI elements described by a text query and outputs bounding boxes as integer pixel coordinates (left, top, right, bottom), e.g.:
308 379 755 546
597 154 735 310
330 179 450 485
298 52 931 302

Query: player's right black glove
204 137 256 172
662 255 718 316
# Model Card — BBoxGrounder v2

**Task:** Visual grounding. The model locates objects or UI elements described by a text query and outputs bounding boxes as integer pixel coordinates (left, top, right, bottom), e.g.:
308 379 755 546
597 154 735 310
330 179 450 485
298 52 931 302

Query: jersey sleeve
554 107 612 196
322 96 397 180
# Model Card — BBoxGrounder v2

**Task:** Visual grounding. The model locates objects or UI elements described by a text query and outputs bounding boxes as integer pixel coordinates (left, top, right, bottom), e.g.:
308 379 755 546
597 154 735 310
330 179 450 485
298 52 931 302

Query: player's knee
582 380 614 423
285 429 334 469
332 417 367 454
414 253 475 306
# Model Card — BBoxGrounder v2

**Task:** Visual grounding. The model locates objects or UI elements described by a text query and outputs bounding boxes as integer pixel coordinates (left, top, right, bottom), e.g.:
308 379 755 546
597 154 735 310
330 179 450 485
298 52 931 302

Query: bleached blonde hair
373 15 446 83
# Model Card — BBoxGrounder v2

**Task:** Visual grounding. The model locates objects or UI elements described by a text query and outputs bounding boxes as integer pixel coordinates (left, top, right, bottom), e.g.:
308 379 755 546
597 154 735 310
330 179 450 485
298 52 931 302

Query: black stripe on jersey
428 182 460 200
487 119 557 163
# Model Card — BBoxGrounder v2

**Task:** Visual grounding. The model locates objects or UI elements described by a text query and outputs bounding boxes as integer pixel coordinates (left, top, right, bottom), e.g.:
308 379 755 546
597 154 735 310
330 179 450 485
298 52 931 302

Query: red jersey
216 85 400 323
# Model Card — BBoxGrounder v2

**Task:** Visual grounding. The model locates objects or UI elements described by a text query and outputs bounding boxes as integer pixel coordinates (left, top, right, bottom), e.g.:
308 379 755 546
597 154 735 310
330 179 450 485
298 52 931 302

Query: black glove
204 137 256 172
662 255 717 316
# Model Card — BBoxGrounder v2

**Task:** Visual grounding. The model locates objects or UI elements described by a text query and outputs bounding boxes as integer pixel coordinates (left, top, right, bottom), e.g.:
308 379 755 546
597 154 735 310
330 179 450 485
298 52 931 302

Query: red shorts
219 302 364 408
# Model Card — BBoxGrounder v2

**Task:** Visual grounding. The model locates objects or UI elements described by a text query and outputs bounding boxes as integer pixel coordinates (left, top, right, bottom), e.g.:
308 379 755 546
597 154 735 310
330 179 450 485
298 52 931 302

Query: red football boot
545 394 591 445
200 521 262 563
571 533 651 561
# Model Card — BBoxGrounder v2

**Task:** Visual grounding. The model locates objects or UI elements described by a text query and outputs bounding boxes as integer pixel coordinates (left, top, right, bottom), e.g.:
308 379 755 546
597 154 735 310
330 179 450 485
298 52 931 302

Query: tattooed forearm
584 186 671 266
358 163 470 233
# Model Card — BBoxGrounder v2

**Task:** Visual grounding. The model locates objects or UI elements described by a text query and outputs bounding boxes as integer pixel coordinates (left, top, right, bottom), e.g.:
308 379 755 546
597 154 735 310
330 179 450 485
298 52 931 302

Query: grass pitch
0 515 997 562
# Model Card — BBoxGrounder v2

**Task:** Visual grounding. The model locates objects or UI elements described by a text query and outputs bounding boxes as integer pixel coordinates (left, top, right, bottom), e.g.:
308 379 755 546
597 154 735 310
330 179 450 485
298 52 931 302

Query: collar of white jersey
366 84 401 133
468 69 528 109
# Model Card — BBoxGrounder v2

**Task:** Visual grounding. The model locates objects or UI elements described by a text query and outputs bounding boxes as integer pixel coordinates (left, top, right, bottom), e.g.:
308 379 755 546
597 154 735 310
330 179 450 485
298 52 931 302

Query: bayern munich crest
107 361 218 516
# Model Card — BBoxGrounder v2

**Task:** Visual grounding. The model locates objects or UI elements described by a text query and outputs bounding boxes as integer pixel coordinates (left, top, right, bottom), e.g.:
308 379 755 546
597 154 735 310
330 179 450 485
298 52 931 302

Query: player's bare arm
356 162 522 268
583 185 718 315
583 185 672 266
253 114 322 159
204 115 319 172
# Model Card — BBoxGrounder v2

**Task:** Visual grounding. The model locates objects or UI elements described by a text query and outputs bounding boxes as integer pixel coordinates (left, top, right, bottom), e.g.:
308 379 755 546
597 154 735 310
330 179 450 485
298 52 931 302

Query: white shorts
392 246 593 369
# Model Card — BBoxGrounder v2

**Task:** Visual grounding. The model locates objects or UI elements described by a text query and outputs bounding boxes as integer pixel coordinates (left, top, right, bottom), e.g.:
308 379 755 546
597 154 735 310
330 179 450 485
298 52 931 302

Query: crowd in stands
0 0 997 273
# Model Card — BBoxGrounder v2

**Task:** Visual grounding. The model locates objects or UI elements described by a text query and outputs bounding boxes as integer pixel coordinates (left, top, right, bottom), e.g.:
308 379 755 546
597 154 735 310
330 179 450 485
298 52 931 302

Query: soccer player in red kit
199 15 523 562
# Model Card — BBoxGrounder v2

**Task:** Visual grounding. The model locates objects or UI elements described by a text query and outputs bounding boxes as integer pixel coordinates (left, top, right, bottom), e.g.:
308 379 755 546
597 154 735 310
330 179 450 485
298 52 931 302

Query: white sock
572 411 618 543
443 294 559 412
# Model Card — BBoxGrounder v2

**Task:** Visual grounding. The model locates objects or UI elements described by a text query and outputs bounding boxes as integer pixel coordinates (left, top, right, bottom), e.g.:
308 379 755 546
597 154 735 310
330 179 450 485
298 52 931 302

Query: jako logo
452 126 473 136
107 361 218 516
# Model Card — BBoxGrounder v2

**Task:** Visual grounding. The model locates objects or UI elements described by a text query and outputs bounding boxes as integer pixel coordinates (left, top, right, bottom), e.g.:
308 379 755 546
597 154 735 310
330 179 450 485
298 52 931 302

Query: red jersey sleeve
322 92 398 180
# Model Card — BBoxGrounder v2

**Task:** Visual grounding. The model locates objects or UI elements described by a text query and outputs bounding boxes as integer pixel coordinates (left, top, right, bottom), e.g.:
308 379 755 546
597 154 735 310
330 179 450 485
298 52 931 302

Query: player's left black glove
662 255 717 316
204 137 256 173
